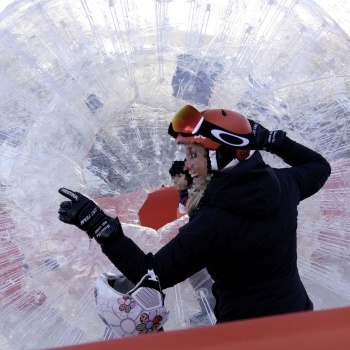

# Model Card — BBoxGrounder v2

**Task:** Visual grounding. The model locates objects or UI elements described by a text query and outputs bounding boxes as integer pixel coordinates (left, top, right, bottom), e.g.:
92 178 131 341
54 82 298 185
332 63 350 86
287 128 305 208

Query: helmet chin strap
222 157 240 169
210 149 255 170
210 149 236 171
212 146 237 170
209 150 219 171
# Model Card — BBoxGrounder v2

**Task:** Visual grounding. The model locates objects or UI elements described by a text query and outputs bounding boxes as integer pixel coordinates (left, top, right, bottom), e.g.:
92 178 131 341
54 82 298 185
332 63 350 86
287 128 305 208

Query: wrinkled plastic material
0 0 350 349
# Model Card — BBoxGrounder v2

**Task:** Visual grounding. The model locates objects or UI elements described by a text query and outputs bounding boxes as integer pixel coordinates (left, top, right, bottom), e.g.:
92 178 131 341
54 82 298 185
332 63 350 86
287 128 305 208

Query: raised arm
248 120 331 200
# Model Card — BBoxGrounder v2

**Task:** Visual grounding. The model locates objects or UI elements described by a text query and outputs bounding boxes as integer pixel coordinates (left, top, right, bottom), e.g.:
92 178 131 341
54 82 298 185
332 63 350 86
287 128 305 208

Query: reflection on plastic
0 0 350 349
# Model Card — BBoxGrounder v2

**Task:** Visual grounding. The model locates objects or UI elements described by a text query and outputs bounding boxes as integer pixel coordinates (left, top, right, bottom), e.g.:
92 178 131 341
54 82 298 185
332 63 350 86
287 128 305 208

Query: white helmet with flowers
94 269 169 337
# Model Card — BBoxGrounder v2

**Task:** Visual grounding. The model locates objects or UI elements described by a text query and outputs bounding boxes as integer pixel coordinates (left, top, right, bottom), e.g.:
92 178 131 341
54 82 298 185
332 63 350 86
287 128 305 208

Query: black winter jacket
101 137 331 323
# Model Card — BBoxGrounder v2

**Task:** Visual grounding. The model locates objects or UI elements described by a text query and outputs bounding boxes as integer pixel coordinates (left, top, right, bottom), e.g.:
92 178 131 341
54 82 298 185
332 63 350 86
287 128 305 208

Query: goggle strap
197 119 254 149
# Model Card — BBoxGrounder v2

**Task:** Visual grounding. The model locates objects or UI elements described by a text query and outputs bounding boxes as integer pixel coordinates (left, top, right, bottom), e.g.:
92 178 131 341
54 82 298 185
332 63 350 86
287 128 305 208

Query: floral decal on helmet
136 310 163 334
95 271 169 337
118 295 136 313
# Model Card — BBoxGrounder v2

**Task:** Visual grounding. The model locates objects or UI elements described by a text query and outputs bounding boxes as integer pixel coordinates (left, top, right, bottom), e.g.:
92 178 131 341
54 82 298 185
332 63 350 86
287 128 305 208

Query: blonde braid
187 174 212 215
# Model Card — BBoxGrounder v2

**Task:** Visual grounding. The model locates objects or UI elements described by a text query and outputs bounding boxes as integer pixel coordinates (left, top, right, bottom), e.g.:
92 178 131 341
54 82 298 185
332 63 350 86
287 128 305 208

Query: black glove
169 160 185 177
58 188 121 244
248 119 286 152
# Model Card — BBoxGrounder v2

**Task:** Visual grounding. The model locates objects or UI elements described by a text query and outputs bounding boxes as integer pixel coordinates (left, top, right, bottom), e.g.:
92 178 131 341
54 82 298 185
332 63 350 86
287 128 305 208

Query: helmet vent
132 287 163 310
221 109 227 116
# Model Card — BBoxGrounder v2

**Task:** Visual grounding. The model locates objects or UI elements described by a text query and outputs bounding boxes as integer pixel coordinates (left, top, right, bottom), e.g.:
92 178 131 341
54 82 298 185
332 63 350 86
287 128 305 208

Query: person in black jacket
168 159 192 217
58 104 331 324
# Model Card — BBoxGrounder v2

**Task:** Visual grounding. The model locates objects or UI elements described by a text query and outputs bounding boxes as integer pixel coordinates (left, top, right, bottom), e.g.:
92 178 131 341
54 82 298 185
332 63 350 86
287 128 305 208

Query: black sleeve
100 210 216 289
273 136 331 200
152 212 217 288
100 233 149 285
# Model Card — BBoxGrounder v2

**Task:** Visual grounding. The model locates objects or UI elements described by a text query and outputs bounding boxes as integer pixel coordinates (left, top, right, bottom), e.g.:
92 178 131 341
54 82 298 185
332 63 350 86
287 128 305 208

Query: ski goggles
168 105 254 149
171 105 204 135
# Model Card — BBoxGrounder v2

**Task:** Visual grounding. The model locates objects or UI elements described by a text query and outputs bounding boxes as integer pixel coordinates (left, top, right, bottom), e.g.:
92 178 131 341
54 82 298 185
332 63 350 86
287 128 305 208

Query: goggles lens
171 105 203 134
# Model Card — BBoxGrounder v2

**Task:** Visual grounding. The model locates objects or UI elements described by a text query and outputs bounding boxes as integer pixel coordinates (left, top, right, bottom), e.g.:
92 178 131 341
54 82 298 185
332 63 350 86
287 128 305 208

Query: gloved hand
248 119 286 152
58 188 121 244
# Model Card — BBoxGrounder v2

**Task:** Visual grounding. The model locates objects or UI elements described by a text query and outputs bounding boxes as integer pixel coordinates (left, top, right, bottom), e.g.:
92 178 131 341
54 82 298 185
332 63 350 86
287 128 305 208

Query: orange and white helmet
94 270 169 337
168 105 253 161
